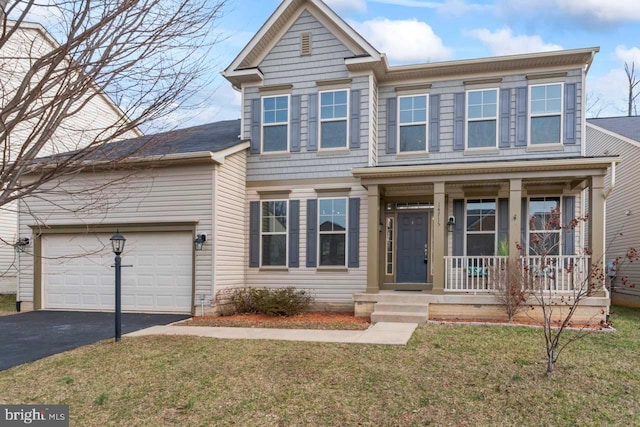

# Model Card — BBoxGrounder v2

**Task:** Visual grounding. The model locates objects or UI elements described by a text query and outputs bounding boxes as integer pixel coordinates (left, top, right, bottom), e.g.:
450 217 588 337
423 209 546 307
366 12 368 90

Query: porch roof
352 156 618 182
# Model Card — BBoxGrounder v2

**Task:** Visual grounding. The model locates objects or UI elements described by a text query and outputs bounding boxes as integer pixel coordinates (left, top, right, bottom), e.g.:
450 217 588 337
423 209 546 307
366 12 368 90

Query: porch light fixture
194 233 207 251
14 237 30 252
447 216 456 233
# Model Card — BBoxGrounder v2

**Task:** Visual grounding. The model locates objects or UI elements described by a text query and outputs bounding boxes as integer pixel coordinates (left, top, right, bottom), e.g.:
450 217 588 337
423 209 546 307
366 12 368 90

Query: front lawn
0 306 638 426
0 294 16 315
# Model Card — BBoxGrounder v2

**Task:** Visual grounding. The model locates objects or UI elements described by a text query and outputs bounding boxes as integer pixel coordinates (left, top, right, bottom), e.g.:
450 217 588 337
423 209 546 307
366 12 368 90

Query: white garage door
42 231 192 313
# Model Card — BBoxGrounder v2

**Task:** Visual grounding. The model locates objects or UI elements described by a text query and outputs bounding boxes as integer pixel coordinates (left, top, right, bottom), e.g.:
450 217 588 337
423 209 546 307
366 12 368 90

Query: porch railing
444 255 590 293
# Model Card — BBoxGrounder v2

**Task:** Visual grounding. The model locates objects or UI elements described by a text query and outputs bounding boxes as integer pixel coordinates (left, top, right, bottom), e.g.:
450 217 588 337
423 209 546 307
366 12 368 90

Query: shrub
221 287 312 317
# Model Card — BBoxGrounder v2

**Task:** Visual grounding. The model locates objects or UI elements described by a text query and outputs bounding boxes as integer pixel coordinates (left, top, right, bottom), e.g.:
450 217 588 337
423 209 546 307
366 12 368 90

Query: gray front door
396 212 428 283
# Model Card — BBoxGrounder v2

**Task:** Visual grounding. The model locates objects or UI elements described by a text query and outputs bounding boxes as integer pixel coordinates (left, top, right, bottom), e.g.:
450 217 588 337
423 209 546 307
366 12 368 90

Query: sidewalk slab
126 322 419 346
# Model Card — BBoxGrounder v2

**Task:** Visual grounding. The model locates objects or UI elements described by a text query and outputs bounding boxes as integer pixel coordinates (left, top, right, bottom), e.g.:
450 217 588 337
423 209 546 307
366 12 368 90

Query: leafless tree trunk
625 62 640 117
0 0 227 212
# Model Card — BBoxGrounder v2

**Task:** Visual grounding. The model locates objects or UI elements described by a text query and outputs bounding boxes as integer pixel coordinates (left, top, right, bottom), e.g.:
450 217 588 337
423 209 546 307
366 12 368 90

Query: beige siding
17 165 214 304
0 201 17 293
214 150 248 292
586 125 640 292
246 184 367 304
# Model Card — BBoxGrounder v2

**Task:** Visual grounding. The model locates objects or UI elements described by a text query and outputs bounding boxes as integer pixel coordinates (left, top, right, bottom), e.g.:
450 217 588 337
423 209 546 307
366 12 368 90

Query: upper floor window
320 89 348 149
262 95 289 152
530 84 562 145
261 200 288 266
398 94 428 152
319 198 347 266
466 199 496 256
466 89 498 149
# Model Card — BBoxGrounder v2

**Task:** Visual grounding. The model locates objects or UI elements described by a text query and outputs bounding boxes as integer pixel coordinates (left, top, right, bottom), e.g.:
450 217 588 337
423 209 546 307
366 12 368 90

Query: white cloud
498 0 640 26
467 27 562 56
350 18 452 64
615 46 640 66
324 0 367 13
587 69 629 117
370 0 492 14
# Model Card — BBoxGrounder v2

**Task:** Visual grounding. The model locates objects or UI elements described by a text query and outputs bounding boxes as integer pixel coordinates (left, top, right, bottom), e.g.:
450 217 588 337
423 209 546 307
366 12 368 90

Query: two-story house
15 0 614 323
222 0 613 322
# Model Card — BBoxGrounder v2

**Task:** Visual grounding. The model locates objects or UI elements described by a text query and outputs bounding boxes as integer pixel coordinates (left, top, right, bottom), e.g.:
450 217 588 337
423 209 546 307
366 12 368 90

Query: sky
189 0 640 129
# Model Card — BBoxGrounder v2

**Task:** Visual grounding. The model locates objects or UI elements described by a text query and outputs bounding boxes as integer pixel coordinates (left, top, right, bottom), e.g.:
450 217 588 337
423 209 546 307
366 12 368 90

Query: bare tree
624 62 640 116
0 0 227 212
585 91 607 118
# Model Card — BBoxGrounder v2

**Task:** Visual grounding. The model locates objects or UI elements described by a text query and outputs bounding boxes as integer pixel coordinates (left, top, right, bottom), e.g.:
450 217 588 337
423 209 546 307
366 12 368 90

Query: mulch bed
177 311 371 330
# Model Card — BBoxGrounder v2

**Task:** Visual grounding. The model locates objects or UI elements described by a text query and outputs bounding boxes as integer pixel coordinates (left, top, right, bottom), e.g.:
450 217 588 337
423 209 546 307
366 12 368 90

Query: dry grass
0 306 638 426
0 294 16 316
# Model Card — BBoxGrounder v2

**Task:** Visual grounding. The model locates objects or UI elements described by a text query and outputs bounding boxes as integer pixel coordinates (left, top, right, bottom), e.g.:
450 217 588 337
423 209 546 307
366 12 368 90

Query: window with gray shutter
350 90 361 149
249 201 260 267
290 95 301 152
564 83 577 144
250 99 261 154
289 200 300 267
307 94 318 151
453 93 465 151
348 198 360 268
429 94 440 152
306 199 318 267
386 97 397 154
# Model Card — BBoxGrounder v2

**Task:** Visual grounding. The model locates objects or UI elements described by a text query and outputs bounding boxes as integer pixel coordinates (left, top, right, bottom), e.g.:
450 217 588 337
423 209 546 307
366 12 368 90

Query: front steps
370 301 429 324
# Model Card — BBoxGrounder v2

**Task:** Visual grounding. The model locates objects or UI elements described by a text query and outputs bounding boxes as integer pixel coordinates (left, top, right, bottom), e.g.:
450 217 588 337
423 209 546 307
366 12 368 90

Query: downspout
15 198 21 311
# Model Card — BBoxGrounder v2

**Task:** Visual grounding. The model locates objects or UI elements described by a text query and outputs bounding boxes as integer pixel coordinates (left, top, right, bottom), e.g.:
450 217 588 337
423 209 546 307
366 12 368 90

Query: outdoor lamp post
110 230 126 342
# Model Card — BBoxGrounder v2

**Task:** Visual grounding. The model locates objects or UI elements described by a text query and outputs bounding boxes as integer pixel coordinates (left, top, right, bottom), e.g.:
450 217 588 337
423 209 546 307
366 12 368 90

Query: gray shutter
307 93 318 151
429 94 440 152
350 90 361 149
306 199 318 267
249 201 260 267
386 97 397 154
564 83 577 145
453 92 465 151
498 198 509 251
521 198 528 255
452 199 465 258
289 200 300 267
250 99 261 154
515 87 527 147
290 95 301 152
499 89 511 148
348 198 360 268
563 196 576 256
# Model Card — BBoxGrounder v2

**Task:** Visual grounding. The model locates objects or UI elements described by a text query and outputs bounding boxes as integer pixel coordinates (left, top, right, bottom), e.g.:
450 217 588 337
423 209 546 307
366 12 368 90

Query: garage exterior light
194 233 207 251
110 230 126 255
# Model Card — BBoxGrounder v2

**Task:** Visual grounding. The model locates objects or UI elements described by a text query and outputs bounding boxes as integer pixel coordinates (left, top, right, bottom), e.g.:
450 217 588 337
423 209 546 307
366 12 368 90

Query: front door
396 212 428 283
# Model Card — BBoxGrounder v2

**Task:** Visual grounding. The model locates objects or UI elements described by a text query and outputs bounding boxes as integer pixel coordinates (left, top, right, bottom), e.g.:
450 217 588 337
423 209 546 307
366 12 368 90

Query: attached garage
40 231 193 314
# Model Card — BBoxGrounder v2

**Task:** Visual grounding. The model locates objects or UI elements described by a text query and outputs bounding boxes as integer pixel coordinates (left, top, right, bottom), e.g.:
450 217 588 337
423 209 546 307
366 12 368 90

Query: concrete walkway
126 321 418 346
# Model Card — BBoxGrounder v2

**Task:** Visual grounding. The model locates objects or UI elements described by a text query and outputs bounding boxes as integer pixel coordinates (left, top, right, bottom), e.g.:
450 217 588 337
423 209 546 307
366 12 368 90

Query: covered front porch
352 157 616 323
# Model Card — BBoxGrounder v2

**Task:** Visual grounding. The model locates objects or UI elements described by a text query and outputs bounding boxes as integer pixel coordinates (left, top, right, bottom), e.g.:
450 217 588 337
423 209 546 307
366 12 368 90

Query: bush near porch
0 306 638 426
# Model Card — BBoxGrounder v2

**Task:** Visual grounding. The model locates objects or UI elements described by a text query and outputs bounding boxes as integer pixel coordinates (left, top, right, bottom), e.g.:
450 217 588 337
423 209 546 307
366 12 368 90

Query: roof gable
223 0 379 84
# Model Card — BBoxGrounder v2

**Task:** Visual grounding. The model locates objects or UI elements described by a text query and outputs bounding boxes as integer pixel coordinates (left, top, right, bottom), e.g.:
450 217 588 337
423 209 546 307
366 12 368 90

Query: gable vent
300 32 311 56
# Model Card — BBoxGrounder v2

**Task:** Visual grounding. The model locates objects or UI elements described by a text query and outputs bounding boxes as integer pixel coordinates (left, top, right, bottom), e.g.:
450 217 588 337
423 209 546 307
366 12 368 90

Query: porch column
589 175 606 293
509 179 522 263
367 184 380 293
432 182 446 294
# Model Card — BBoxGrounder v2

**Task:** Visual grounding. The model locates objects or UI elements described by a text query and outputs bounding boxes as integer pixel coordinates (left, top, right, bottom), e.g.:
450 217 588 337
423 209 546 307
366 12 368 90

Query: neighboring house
586 116 640 308
16 0 614 323
0 22 142 294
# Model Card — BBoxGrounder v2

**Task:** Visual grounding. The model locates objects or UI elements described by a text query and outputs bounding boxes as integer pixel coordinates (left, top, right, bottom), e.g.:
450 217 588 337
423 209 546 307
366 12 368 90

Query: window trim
465 88 499 150
527 82 564 147
527 196 563 256
397 93 429 154
261 94 290 153
259 199 289 267
385 215 395 276
317 197 348 268
318 89 349 151
463 198 498 256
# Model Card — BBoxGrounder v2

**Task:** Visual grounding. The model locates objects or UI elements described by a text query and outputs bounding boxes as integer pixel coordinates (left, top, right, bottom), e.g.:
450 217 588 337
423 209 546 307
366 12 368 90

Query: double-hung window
530 84 562 145
398 94 428 152
320 90 348 149
262 95 289 152
528 197 561 255
466 199 496 256
261 200 288 266
318 198 347 266
466 89 498 149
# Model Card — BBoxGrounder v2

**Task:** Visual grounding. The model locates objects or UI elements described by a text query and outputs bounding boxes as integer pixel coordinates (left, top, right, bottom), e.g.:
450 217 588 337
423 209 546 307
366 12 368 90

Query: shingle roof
83 119 245 160
587 116 640 143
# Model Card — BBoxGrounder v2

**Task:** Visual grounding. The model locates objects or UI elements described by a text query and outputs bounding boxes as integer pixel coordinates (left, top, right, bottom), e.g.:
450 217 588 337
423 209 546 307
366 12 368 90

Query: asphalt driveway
0 311 190 371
